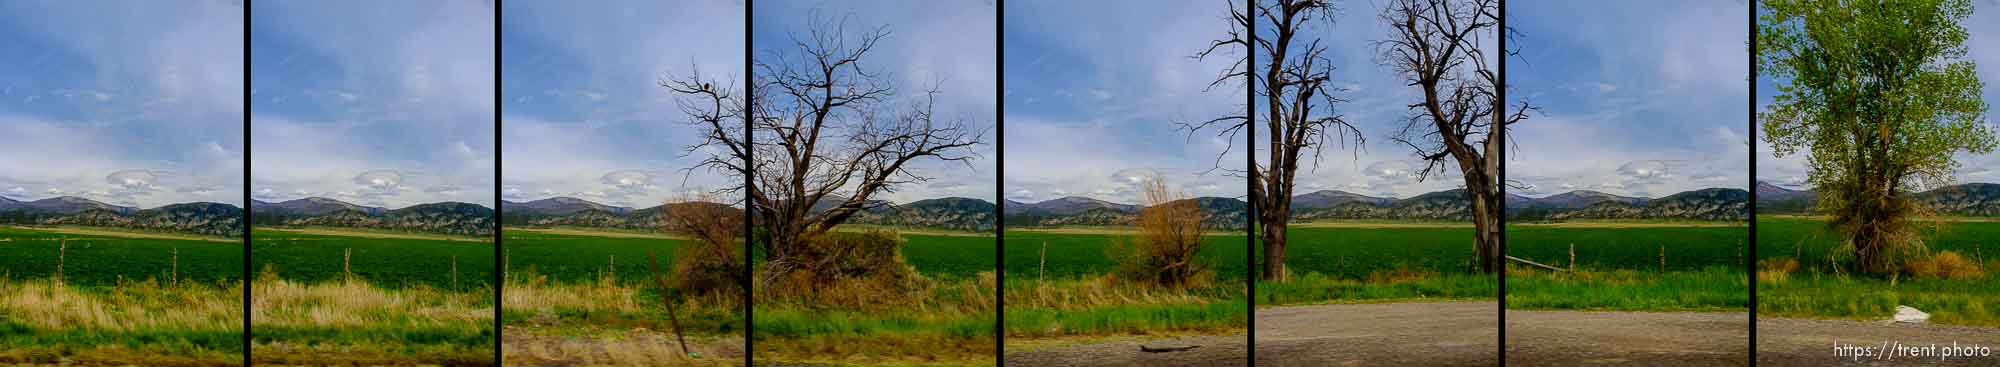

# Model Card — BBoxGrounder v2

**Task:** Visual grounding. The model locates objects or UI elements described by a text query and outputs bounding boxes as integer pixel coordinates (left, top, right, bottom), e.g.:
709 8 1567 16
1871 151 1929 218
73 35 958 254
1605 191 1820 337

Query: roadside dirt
1506 309 1748 366
1258 301 1498 366
1756 317 2000 366
1005 334 1248 367
503 326 746 367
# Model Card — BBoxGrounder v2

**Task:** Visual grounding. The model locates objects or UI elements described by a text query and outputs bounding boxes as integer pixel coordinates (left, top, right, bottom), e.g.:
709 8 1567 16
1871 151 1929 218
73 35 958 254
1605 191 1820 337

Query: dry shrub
755 230 930 310
1758 257 1800 284
1906 251 1985 280
1109 176 1210 288
661 194 748 302
1366 266 1437 283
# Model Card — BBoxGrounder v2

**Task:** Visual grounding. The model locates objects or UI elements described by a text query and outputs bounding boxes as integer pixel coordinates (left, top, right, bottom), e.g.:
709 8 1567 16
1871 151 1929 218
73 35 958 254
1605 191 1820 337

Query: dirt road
1507 310 1748 366
1005 334 1248 367
1756 317 2000 366
1258 301 1498 366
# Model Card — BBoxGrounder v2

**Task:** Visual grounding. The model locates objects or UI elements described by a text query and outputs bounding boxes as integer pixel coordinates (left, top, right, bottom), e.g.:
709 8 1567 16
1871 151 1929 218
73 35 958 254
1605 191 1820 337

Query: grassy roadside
1258 271 1496 307
754 274 996 367
249 275 493 365
0 279 243 365
1506 266 1748 312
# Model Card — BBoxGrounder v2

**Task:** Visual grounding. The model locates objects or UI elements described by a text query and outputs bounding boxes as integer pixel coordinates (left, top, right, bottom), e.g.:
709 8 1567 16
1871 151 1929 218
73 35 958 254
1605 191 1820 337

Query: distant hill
1290 188 1478 221
1508 188 1748 221
1004 196 1247 229
848 197 997 232
1753 181 2000 217
1754 181 1816 214
254 197 494 236
0 197 242 237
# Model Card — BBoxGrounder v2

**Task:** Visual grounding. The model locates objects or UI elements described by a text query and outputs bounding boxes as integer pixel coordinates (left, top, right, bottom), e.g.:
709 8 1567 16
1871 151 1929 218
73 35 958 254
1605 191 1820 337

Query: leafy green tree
1757 0 1994 274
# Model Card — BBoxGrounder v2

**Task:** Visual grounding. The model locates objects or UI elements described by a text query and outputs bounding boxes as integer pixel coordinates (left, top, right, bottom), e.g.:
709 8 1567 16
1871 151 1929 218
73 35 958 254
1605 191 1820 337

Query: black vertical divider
743 1 757 365
1496 1 1508 365
1746 0 1759 363
241 1 253 365
994 0 1008 365
492 1 504 364
1244 0 1259 365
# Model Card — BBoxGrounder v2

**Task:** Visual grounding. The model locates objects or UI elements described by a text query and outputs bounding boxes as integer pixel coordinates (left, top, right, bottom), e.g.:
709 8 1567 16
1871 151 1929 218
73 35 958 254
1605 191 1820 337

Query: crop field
1283 225 1480 278
249 228 494 365
0 227 243 365
1505 223 1749 312
1002 230 1249 279
1507 225 1748 271
0 226 242 286
1756 217 2000 326
251 228 494 290
501 229 685 284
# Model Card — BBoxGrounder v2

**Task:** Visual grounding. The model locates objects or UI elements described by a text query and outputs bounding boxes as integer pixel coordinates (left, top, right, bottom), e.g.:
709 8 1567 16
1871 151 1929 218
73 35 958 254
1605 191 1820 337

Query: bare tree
672 14 983 284
1190 0 1364 282
1377 0 1524 273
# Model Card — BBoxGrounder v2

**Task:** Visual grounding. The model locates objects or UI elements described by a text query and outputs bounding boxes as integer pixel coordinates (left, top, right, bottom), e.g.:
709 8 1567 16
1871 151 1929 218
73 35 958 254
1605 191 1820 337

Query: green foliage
0 227 242 287
250 229 494 291
1758 0 1994 274
1257 272 1495 306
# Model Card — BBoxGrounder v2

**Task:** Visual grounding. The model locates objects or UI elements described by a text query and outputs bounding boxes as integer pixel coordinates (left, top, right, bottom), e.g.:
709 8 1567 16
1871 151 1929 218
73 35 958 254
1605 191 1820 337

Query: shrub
1109 176 1210 288
1758 257 1799 284
1906 251 1985 280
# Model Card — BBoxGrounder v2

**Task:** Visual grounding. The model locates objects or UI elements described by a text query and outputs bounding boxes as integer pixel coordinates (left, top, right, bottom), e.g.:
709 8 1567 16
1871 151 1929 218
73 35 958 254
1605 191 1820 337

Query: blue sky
0 0 244 208
758 0 996 204
1257 0 1499 200
501 0 744 208
1511 0 1750 198
1757 2 2000 188
1004 1 1243 204
250 0 495 209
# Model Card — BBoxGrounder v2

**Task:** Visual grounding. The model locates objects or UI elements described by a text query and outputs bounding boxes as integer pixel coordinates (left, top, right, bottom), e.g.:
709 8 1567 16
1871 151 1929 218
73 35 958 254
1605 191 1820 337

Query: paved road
1756 317 2000 366
1506 310 1748 366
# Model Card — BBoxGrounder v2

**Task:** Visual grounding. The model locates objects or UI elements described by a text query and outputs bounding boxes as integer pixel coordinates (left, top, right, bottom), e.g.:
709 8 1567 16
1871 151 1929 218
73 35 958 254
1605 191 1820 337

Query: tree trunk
1261 215 1289 282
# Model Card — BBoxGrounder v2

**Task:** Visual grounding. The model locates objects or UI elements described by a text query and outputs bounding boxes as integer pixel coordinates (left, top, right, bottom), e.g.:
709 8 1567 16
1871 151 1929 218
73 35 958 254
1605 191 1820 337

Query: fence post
172 246 179 286
56 239 66 286
1568 244 1575 272
344 247 352 282
1038 241 1047 283
452 255 459 291
1659 245 1666 273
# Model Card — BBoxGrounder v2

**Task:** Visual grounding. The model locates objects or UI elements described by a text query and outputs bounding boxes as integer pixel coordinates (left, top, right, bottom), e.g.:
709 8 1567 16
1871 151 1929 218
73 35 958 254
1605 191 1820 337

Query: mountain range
0 196 243 237
1003 196 1248 229
503 195 995 232
251 198 494 237
1507 188 1749 221
1757 181 2000 217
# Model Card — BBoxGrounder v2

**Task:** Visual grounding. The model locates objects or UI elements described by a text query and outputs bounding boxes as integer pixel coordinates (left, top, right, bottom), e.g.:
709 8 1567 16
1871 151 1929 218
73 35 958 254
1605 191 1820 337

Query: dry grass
0 279 239 332
251 277 490 328
1005 275 1222 311
1906 251 1987 280
503 331 744 367
1365 266 1440 283
1758 257 1800 284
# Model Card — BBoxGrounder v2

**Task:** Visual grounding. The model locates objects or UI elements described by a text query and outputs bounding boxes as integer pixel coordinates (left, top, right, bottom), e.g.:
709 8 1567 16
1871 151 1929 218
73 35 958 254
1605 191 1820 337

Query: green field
251 228 494 290
1756 217 1999 271
1283 225 1481 277
0 227 242 286
1756 217 2000 326
755 229 997 366
1003 230 1249 279
1254 225 1497 306
0 227 243 365
1508 225 1748 270
1505 224 1748 311
250 228 494 365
